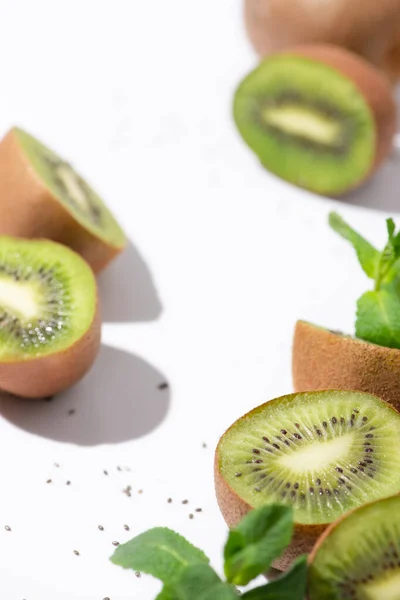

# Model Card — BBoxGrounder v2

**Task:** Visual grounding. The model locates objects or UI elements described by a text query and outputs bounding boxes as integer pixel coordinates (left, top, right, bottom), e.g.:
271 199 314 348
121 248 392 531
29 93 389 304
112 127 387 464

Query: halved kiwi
308 495 400 599
0 236 100 398
293 320 400 411
215 390 400 570
233 45 396 195
0 127 126 273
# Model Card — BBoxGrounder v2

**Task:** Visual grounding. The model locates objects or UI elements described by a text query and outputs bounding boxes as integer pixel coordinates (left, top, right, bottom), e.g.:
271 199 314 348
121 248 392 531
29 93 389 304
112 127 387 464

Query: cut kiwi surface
309 495 400 600
0 127 126 272
234 45 395 195
0 237 100 398
293 320 400 411
215 390 400 570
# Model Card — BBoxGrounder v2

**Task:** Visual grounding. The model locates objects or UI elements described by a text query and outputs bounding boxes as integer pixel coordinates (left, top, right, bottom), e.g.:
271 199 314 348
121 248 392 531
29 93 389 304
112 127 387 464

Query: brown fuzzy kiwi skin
0 129 125 273
244 0 400 82
293 320 400 412
282 45 396 177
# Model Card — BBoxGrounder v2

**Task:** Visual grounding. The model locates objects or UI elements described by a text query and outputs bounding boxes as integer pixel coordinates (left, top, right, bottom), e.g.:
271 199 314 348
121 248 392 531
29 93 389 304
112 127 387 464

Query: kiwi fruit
0 236 100 398
244 0 400 82
214 389 400 570
0 127 126 273
293 320 400 412
308 494 400 599
233 44 396 196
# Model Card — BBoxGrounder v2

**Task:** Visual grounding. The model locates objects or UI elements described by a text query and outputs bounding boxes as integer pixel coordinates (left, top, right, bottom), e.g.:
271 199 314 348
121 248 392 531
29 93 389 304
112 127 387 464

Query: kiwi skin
293 320 400 412
244 0 400 82
281 45 396 181
0 129 124 273
0 241 101 399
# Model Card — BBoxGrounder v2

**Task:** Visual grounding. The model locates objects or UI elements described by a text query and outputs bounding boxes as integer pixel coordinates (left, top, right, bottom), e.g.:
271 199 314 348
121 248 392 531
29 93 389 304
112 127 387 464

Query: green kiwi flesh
218 391 400 525
309 495 400 600
14 127 126 249
0 237 96 360
233 55 375 194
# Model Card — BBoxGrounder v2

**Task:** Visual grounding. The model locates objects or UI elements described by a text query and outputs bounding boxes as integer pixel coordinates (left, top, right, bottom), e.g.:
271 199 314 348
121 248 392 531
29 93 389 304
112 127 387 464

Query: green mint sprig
110 504 307 599
329 212 400 349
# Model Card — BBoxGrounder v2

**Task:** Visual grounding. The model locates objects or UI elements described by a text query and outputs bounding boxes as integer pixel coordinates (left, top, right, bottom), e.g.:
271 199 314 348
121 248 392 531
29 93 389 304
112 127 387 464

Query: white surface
0 1 398 599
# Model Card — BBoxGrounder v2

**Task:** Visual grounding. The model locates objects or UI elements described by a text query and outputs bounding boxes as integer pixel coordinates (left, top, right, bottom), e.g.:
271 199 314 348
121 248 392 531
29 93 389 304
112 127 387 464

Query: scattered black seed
98 525 104 531
354 409 359 414
254 487 261 492
295 423 300 428
189 514 194 519
135 571 141 578
365 459 373 464
259 474 267 479
117 466 122 472
4 526 11 532
332 417 337 424
255 459 263 464
316 478 321 485
202 442 207 448
346 485 352 491
195 508 202 512
103 597 110 600
309 487 314 495
272 443 280 449
54 463 60 468
182 499 189 504
358 467 364 472
316 429 322 437
124 525 130 531
340 417 345 425
284 440 290 446
112 541 119 546
252 468 261 473
366 434 374 438
294 433 302 440
334 489 340 495
73 550 80 556
350 468 357 474
46 479 52 484
322 421 327 428
336 467 344 473
158 382 169 390
167 498 172 503
123 486 132 497
281 429 287 435
66 480 71 485
365 448 374 453
103 470 108 476
285 482 291 489
68 409 75 416
319 488 324 496
294 483 299 489
235 472 242 477
262 436 270 443
252 449 261 455
362 417 368 422
290 490 296 498
338 478 345 484
368 473 374 478
358 462 366 467
364 442 372 446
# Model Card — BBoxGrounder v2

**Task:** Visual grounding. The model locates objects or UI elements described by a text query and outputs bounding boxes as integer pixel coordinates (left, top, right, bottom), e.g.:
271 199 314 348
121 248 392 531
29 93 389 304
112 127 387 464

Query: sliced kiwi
0 236 100 398
215 390 400 569
0 127 126 273
309 495 400 599
293 320 400 412
233 45 395 195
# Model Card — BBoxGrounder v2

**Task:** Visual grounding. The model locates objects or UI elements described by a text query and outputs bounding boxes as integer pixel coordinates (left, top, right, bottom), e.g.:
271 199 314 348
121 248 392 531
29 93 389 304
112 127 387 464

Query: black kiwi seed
262 436 270 443
295 423 300 428
294 433 302 439
316 478 321 485
362 417 368 422
280 429 287 435
252 449 260 454
294 482 299 489
272 443 280 449
316 429 322 437
255 459 263 464
235 472 242 477
310 487 314 495
332 417 337 424
365 434 374 438
285 482 291 488
336 467 344 473
322 421 328 428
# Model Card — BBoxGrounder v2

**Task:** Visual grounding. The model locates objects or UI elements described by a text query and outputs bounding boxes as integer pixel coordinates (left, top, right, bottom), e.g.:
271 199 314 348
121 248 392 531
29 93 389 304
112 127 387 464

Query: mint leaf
111 527 209 583
329 212 379 279
241 555 308 599
224 504 293 586
161 564 239 600
356 288 400 349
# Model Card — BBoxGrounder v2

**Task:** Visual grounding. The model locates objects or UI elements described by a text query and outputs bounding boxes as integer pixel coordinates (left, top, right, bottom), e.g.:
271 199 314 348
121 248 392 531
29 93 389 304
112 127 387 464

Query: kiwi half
0 127 126 273
0 236 100 398
293 320 400 411
234 45 395 195
308 495 400 599
215 390 400 570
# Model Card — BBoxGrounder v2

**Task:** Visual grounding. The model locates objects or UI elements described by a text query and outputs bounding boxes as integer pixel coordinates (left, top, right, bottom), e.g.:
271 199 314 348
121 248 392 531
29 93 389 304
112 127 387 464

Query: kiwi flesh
234 45 395 196
0 127 126 273
244 0 400 82
0 236 100 398
293 320 400 412
215 390 400 570
308 495 400 599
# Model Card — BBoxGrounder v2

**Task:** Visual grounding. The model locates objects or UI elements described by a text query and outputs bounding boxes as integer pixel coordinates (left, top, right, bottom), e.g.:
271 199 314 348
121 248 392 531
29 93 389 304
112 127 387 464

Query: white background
0 1 398 598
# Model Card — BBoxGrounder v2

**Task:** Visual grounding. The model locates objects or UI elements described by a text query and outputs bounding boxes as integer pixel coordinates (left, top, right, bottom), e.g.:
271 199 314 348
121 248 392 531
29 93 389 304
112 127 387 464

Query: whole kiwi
244 0 400 82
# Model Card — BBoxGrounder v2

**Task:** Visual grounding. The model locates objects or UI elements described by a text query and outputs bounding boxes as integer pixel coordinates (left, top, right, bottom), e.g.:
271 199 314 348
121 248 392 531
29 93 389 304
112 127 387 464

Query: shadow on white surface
97 241 162 323
0 345 170 445
341 86 400 213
